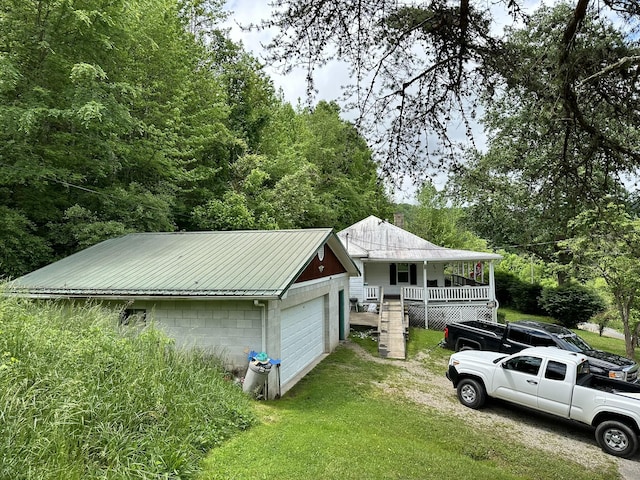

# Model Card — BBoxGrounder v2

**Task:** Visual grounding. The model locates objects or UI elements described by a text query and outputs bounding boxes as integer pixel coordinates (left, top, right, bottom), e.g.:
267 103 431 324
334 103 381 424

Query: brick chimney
393 213 405 229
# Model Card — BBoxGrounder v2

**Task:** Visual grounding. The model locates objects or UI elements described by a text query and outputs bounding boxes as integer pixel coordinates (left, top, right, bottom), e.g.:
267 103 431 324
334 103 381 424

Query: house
10 229 359 399
338 216 502 328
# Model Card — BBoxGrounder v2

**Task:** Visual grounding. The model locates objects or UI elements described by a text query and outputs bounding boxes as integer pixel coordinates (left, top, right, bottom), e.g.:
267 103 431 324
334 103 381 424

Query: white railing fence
362 285 491 303
364 285 380 301
427 286 490 302
403 286 490 302
402 287 423 301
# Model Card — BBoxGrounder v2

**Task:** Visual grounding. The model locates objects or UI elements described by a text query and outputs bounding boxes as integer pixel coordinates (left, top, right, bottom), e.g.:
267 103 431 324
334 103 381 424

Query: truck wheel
456 342 476 352
456 378 486 409
595 421 639 458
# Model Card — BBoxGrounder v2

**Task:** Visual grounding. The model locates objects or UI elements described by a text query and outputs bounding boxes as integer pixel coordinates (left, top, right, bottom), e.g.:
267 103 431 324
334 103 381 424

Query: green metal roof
11 229 358 299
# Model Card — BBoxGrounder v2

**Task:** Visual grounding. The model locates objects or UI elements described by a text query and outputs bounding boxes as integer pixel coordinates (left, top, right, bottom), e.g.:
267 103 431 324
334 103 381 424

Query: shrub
495 271 544 315
0 295 255 479
494 270 518 307
510 282 545 315
538 283 606 328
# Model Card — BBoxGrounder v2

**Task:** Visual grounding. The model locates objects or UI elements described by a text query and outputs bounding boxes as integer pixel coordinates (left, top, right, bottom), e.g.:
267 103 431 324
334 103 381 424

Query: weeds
0 296 255 479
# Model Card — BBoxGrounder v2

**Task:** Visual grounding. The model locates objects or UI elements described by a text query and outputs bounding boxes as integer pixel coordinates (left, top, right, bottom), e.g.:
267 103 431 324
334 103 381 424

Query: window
529 333 556 348
507 328 530 345
545 361 567 381
502 355 542 376
390 263 418 285
576 361 591 384
397 263 409 283
119 308 147 326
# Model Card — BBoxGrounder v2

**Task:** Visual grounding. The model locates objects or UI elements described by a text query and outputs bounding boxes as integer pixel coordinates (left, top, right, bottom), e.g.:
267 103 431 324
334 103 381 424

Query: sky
220 1 550 202
223 1 349 105
222 1 435 203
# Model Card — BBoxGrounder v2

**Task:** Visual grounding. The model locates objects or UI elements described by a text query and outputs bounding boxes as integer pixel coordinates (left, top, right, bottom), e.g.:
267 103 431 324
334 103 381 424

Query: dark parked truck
443 319 639 383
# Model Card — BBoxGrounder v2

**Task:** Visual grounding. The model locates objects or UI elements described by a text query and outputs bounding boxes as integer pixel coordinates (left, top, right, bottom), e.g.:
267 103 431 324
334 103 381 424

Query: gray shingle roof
338 216 502 262
11 229 357 298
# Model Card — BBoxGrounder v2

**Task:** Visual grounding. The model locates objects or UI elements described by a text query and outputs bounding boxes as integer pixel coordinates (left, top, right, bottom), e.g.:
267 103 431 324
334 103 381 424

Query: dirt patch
346 341 640 478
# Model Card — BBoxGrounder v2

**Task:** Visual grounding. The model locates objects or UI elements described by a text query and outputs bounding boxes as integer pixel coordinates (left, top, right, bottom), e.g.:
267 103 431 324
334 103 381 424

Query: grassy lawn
199 328 620 480
500 307 553 324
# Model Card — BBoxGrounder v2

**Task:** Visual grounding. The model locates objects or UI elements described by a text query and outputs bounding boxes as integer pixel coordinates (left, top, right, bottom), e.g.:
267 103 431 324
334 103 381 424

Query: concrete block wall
93 273 352 399
126 299 263 372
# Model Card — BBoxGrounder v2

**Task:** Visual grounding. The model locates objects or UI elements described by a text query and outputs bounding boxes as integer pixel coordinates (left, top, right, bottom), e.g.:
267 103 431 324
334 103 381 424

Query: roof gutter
8 292 282 301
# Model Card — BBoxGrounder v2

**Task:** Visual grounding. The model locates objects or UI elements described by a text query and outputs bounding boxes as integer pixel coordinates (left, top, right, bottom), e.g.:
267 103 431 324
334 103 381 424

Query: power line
0 161 186 219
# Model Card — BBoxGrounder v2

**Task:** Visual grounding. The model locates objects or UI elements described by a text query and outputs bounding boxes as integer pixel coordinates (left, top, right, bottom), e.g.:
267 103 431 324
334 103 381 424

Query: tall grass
0 295 255 479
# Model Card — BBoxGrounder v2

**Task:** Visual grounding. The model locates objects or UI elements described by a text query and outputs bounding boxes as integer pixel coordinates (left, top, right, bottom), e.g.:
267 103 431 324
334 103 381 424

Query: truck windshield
556 333 592 352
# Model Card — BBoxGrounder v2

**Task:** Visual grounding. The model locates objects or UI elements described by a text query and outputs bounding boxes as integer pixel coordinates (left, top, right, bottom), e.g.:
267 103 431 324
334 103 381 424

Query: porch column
489 261 497 322
423 261 429 329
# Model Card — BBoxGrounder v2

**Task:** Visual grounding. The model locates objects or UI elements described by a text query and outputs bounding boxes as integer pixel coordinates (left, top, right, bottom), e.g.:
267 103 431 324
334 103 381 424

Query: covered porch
355 259 497 304
351 260 499 329
339 215 502 328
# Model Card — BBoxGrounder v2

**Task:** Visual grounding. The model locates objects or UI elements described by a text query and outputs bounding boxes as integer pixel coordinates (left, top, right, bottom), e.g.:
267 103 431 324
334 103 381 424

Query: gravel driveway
348 341 640 479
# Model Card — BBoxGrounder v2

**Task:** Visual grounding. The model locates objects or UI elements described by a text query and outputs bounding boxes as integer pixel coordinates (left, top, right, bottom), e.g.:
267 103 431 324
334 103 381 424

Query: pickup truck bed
579 372 640 394
450 320 505 336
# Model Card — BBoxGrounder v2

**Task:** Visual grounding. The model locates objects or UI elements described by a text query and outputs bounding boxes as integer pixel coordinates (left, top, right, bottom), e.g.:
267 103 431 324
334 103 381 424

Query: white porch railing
364 285 380 301
405 286 490 302
363 285 490 303
402 287 423 301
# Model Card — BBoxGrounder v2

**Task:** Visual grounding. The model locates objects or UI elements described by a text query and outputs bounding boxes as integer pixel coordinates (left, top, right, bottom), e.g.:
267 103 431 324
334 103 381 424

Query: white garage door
280 296 325 385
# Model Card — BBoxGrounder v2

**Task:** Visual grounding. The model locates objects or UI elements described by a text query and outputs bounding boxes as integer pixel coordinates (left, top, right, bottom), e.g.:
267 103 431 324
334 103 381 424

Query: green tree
299 101 392 229
0 0 392 278
0 0 240 274
210 100 392 231
255 0 640 181
563 202 640 357
451 3 636 279
494 251 552 286
406 181 488 250
0 0 146 265
0 207 50 278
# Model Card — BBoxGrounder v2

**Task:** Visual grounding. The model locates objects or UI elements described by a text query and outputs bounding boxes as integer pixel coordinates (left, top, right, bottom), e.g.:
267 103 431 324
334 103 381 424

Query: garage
12 228 358 399
280 296 325 385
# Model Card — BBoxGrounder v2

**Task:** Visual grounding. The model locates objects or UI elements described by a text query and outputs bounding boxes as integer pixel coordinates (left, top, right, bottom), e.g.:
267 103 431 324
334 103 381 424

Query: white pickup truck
447 346 640 458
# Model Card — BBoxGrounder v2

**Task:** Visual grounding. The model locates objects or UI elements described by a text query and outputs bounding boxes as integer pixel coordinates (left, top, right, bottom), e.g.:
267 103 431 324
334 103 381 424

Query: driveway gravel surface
348 340 640 479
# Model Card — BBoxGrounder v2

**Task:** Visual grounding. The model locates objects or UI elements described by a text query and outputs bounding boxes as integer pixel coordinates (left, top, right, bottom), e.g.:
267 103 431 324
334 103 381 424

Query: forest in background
0 0 392 279
6 0 640 355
